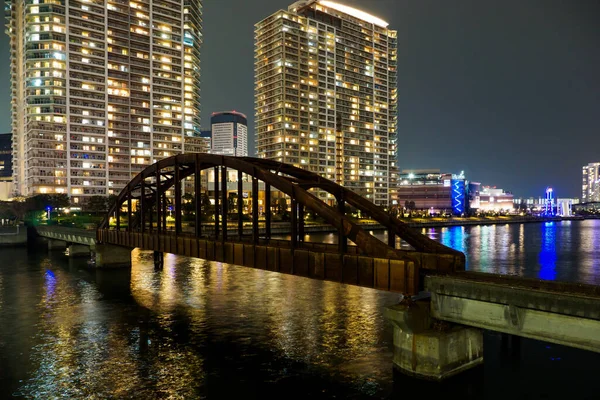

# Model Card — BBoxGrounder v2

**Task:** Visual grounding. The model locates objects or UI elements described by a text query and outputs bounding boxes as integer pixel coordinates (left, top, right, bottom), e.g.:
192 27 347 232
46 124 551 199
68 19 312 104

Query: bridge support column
68 244 90 257
94 244 132 268
48 239 67 251
385 299 483 381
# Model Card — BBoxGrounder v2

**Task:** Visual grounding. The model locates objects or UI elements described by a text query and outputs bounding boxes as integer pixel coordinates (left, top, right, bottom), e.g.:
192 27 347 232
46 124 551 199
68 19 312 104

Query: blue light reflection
44 269 56 299
539 222 557 281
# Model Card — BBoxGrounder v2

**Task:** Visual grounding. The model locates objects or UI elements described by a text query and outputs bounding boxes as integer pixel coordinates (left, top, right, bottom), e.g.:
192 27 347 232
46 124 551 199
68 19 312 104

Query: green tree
0 202 16 220
85 195 109 213
182 193 195 216
9 200 29 221
200 192 212 221
107 194 119 210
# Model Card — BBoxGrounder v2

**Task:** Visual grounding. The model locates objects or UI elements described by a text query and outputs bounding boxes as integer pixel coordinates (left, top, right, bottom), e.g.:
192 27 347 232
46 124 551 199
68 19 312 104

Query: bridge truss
98 154 465 295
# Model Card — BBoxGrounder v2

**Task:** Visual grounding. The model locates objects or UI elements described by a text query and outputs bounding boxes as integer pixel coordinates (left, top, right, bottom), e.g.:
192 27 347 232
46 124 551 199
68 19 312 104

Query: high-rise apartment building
211 111 248 157
582 162 600 203
255 0 398 206
5 0 202 204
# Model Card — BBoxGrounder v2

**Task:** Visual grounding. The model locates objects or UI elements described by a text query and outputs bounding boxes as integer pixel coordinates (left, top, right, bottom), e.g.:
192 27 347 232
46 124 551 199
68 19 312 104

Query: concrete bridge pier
48 239 67 251
93 244 132 268
385 299 483 381
67 244 90 257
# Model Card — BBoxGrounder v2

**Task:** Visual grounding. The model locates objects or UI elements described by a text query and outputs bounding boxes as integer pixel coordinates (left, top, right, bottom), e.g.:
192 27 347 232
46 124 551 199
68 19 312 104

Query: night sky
0 0 598 197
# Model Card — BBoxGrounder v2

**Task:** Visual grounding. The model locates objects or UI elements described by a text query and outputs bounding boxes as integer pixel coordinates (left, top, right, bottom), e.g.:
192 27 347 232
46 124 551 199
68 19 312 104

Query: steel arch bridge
97 154 465 296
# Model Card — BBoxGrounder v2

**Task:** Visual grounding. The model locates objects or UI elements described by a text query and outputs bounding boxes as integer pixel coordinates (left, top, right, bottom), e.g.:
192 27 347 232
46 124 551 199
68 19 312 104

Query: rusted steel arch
239 157 462 258
99 154 418 260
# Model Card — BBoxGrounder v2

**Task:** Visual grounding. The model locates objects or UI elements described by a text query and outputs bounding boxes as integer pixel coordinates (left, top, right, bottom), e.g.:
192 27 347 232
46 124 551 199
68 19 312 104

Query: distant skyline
1 0 598 197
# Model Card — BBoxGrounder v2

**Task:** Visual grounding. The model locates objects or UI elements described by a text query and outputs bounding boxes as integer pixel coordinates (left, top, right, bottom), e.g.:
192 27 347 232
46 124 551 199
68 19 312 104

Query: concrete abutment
385 299 483 381
93 244 132 268
68 244 90 257
47 239 67 251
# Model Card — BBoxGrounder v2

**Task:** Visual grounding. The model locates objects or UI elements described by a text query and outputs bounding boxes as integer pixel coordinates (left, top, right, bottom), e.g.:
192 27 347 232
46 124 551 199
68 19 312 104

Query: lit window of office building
5 0 202 203
254 0 398 206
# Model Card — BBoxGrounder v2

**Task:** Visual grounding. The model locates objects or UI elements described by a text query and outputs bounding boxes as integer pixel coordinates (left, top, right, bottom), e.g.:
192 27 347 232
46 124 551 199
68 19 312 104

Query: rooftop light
318 1 389 28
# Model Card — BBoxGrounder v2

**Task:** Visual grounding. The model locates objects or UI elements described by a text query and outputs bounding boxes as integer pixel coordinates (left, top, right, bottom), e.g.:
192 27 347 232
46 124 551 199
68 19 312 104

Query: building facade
5 0 202 203
397 170 452 213
255 0 398 206
475 187 514 213
397 169 466 215
199 129 212 152
210 111 248 157
582 162 600 203
0 134 12 179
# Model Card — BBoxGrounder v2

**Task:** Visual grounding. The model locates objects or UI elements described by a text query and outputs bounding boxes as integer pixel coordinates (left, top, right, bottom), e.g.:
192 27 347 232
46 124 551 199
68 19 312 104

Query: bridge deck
36 226 97 246
426 273 600 353
97 228 464 295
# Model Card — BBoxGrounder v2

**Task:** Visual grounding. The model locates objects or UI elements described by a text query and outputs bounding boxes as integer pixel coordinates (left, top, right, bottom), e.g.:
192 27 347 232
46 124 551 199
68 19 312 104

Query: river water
1 220 599 399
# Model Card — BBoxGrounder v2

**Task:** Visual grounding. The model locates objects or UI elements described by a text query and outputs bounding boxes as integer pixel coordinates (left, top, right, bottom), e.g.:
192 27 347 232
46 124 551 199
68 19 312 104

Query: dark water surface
0 221 599 399
305 219 600 285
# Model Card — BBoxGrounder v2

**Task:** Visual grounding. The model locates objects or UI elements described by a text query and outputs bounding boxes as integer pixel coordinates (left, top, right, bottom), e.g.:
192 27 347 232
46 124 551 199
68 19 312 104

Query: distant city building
513 197 545 209
397 170 466 215
0 134 12 179
475 186 514 212
255 1 399 206
582 162 600 203
557 198 577 217
468 182 481 209
200 129 212 152
6 0 202 203
210 111 248 157
183 133 210 155
573 200 599 214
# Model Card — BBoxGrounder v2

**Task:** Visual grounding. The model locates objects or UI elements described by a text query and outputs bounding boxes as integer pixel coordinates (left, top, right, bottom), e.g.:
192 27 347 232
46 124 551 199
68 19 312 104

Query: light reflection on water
310 220 600 285
432 220 600 284
3 248 399 399
1 220 599 399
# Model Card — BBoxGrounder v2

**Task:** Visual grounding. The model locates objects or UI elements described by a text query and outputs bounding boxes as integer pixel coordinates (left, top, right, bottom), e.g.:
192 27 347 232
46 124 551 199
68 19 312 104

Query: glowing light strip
318 1 389 28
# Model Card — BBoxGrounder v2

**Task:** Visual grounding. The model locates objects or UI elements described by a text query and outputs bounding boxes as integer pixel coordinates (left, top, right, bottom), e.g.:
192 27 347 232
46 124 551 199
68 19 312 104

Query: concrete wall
94 244 131 268
0 225 27 246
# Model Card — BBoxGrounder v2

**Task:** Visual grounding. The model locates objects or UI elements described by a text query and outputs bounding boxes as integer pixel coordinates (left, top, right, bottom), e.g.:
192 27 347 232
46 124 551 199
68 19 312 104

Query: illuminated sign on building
451 179 466 216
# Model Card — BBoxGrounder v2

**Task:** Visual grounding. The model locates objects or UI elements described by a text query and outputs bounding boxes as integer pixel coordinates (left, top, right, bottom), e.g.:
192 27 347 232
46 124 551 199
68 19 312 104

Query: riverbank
39 215 591 237
400 215 584 229
182 215 585 236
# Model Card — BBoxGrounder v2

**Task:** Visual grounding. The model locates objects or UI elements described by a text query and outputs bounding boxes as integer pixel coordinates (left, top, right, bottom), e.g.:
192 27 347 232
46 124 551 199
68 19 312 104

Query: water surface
1 221 599 398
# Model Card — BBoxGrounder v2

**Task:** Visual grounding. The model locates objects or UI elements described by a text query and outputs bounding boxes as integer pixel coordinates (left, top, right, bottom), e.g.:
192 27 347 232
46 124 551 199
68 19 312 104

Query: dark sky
1 0 599 197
